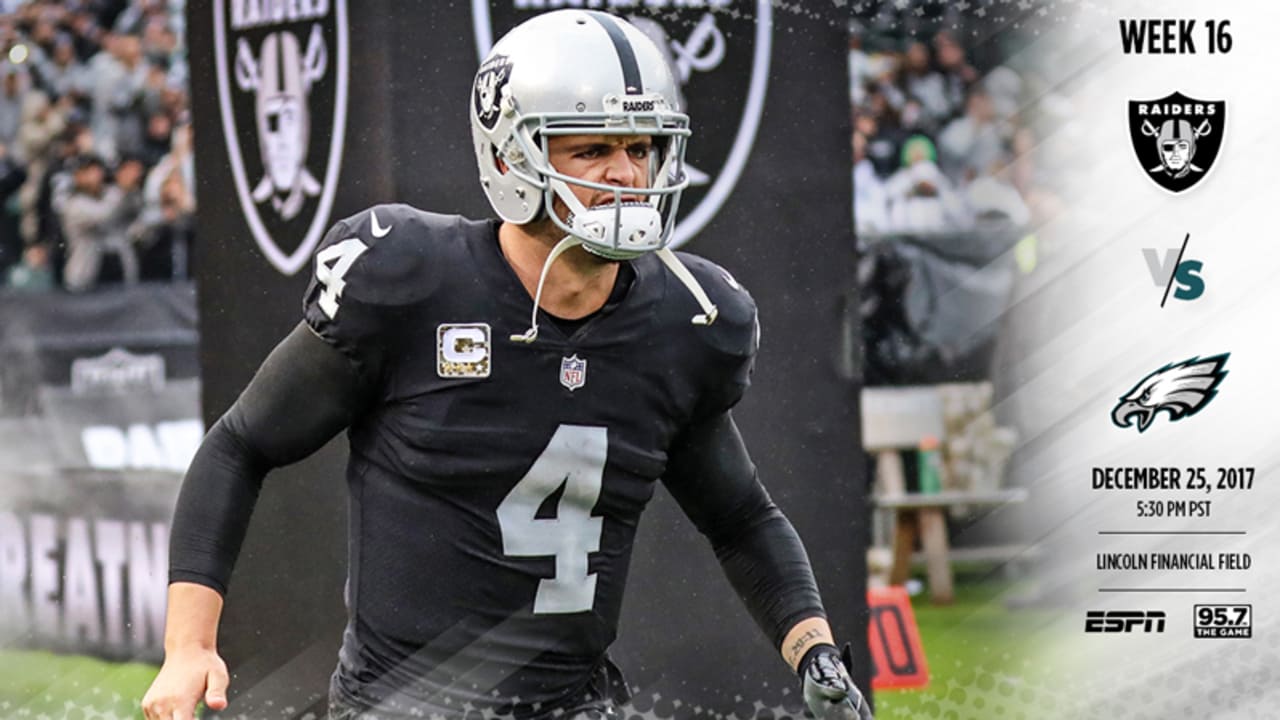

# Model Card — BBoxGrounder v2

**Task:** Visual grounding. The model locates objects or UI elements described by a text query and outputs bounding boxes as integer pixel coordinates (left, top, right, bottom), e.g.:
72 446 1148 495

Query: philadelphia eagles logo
1111 354 1229 433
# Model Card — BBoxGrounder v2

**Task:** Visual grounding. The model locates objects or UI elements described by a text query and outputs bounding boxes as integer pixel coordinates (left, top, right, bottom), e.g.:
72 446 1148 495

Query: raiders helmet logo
1128 91 1225 194
474 54 512 131
213 0 350 275
473 2 773 249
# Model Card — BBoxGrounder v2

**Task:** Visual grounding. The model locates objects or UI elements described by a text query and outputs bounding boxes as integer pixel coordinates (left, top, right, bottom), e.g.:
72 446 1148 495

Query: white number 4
315 238 369 319
497 425 607 614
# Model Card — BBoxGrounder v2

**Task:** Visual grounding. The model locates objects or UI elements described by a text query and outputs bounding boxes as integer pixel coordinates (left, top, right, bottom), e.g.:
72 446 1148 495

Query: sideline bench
874 489 1028 604
862 385 1028 604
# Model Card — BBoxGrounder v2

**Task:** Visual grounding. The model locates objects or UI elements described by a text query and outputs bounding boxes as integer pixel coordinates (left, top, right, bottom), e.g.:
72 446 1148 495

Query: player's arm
661 410 825 661
143 322 370 720
668 257 871 716
661 411 872 720
781 616 837 670
141 583 227 719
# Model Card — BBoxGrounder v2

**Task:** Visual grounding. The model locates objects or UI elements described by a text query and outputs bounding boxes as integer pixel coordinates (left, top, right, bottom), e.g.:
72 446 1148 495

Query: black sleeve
168 322 368 595
661 411 826 651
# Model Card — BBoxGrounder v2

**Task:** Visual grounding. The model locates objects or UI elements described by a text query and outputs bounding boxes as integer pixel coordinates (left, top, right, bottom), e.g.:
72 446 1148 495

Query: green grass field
1 574 1066 720
0 649 157 719
874 570 1070 720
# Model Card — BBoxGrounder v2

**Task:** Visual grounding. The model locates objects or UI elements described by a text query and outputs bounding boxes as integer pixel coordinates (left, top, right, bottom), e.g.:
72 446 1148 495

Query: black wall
188 2 865 716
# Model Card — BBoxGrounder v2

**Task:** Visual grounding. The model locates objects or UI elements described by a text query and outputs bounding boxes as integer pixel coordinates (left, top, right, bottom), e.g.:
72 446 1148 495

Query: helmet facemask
501 103 690 260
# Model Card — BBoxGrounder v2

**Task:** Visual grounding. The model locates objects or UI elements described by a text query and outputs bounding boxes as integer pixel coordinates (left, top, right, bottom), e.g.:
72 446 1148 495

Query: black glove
799 644 873 720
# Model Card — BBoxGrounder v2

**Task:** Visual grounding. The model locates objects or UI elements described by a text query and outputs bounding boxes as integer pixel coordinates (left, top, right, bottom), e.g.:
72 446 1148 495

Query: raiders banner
213 0 350 275
0 288 201 664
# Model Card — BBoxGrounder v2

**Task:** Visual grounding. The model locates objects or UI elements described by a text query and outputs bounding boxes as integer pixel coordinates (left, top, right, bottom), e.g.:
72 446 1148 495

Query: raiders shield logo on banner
213 0 349 275
472 2 772 249
1128 91 1225 194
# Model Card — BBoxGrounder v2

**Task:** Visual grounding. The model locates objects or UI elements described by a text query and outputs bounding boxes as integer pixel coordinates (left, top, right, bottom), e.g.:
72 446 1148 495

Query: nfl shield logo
560 355 587 392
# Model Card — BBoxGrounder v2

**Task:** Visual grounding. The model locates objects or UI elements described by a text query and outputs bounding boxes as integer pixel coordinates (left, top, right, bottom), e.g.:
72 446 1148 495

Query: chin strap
510 234 584 344
509 238 720 345
657 247 719 326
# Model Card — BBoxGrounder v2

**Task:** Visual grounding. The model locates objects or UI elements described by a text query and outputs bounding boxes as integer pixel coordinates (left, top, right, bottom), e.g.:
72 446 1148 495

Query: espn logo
1085 610 1166 633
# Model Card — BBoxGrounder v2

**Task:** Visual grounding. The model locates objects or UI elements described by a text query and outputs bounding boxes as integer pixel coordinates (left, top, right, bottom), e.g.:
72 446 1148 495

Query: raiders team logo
213 0 349 275
474 54 512 131
472 2 773 248
1128 91 1225 194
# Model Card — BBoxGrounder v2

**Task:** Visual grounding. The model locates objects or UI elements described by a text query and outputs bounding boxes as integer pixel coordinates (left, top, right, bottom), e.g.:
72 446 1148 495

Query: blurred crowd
851 23 1048 237
0 0 192 294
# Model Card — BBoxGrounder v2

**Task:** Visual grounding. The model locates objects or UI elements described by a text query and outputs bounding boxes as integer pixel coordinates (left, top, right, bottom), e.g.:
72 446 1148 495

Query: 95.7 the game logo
1194 604 1251 638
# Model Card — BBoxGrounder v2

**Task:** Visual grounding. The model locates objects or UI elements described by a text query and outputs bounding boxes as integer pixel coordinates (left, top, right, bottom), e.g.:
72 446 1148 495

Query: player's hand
800 644 873 720
141 646 230 720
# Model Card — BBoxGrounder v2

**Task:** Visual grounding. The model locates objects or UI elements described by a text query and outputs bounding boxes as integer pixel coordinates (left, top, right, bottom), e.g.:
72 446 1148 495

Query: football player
143 10 872 720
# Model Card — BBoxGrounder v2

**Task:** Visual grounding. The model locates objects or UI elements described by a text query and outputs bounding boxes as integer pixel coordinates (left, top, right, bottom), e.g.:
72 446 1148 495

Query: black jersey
301 204 758 716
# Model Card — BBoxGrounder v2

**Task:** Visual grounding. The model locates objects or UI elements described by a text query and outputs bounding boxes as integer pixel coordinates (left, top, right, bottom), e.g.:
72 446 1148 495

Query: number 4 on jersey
315 237 369 318
497 425 607 615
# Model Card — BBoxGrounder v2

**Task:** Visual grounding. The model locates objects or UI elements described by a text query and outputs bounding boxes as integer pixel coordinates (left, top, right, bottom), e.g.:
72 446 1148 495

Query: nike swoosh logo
370 210 392 238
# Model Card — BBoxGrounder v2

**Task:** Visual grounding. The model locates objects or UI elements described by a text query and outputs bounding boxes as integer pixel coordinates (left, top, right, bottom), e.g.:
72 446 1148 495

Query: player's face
262 96 305 187
546 134 654 214
1162 139 1190 170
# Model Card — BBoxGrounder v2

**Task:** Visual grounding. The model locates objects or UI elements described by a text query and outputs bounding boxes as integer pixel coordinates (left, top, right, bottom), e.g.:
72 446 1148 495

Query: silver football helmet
470 10 691 261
